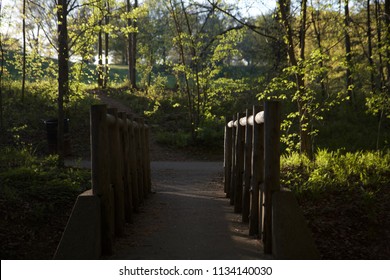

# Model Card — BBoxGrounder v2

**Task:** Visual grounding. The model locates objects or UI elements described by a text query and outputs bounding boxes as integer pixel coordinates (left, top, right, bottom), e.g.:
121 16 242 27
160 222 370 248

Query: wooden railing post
234 113 245 213
90 104 154 256
119 112 133 224
140 118 149 199
145 124 152 195
229 114 237 205
263 101 281 254
107 108 125 237
242 109 252 223
134 117 144 204
91 104 114 255
127 115 139 212
224 116 233 198
249 105 263 236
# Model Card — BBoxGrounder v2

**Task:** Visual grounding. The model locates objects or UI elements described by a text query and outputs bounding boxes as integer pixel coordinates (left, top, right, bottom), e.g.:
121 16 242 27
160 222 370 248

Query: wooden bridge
54 101 319 260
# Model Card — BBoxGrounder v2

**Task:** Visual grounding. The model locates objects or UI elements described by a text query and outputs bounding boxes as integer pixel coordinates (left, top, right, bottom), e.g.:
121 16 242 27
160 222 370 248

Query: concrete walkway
107 161 266 260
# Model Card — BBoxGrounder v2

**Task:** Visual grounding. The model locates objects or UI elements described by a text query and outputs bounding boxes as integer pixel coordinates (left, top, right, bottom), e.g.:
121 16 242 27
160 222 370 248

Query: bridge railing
91 104 151 255
224 101 281 254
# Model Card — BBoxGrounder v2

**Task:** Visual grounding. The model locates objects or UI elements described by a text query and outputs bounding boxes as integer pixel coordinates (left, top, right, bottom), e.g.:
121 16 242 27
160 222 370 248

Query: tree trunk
181 0 201 138
98 22 104 88
311 6 327 96
168 0 196 140
367 0 375 94
57 0 69 165
344 0 354 103
0 1 4 130
278 0 312 158
375 0 386 89
385 0 390 91
126 0 131 85
127 0 137 88
367 0 375 93
22 0 26 102
104 0 110 88
299 0 307 61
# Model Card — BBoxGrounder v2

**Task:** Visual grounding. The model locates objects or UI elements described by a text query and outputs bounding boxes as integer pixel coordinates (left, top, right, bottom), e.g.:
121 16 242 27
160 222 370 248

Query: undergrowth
281 150 390 259
281 149 390 196
0 147 91 259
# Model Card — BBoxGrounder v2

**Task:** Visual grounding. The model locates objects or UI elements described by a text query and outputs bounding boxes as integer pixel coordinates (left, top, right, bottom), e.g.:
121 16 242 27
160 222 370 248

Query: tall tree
344 0 354 103
278 0 312 158
22 0 26 102
0 0 4 130
97 12 104 88
367 0 375 94
127 0 137 88
310 0 326 96
104 0 110 88
385 0 390 91
57 0 69 164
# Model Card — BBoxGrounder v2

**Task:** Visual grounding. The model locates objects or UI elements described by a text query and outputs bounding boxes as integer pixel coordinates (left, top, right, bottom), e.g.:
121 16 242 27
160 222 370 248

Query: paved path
108 161 267 260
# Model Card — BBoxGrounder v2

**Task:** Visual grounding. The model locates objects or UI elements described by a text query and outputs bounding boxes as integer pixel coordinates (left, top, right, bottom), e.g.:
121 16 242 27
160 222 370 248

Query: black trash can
44 118 71 155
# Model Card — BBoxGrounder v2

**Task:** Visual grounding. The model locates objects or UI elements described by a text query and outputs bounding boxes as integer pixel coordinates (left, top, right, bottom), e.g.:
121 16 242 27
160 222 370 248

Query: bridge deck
106 161 267 260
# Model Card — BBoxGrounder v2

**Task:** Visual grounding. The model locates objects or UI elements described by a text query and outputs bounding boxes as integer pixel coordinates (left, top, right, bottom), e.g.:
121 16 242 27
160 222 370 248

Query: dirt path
108 161 267 260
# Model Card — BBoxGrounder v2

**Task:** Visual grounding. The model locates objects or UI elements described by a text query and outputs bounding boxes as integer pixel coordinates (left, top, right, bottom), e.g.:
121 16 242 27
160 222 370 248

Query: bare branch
205 0 278 40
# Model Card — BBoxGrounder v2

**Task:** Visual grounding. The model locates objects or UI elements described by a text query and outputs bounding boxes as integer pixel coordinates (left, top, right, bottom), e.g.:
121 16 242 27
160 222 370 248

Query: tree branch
205 0 278 40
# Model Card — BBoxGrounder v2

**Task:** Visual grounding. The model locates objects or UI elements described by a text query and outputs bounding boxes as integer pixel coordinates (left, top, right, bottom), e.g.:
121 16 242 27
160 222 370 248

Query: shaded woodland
0 0 389 259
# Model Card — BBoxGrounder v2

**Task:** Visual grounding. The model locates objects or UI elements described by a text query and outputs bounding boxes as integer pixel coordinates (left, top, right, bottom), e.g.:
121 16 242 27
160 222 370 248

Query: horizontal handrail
227 111 264 127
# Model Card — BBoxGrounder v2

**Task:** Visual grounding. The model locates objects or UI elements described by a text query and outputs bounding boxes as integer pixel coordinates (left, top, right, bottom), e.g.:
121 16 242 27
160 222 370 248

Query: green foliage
155 130 191 148
260 49 352 153
0 148 90 215
281 150 390 196
0 80 99 156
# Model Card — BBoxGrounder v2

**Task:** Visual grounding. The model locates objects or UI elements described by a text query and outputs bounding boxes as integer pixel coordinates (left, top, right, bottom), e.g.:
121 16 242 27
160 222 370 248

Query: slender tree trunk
278 0 312 158
57 0 69 165
131 0 138 88
311 6 327 96
299 0 307 61
181 0 201 136
168 0 195 139
375 0 386 88
127 0 137 88
98 21 104 88
0 1 3 130
22 0 26 102
385 0 390 91
367 0 375 94
104 1 110 88
344 0 354 103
